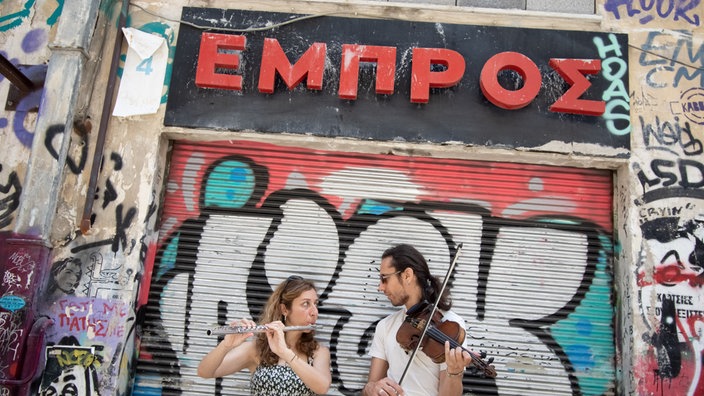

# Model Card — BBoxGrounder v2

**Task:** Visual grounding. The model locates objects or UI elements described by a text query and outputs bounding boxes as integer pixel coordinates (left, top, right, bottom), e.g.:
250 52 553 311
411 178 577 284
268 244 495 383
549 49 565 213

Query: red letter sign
480 51 541 110
258 38 326 93
196 33 247 90
410 48 465 103
549 59 605 116
339 44 396 100
195 33 246 90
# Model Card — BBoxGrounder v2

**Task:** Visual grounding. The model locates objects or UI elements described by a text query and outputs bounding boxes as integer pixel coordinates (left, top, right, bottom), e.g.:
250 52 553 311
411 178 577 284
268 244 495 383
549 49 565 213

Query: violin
396 301 497 378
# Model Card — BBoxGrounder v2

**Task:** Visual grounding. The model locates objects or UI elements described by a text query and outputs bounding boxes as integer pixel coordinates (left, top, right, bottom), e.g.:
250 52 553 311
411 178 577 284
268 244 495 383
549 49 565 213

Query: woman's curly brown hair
256 276 319 365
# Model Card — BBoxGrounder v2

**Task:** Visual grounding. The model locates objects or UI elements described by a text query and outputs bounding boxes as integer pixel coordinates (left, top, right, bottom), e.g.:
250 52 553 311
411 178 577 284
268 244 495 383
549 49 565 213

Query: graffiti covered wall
0 0 60 231
133 140 616 395
1 1 172 394
0 2 64 393
602 1 704 395
0 0 701 395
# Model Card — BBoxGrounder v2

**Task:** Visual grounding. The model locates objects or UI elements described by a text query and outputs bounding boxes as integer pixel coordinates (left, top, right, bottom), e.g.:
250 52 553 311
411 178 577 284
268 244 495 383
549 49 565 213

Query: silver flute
206 324 321 336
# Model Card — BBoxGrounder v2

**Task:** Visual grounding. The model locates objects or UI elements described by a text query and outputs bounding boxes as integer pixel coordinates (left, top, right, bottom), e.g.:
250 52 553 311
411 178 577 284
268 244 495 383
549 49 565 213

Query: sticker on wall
0 294 26 312
113 27 168 117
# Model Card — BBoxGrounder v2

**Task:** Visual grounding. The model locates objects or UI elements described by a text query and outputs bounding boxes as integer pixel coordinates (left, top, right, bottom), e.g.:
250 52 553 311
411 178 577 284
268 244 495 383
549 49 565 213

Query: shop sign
166 8 630 153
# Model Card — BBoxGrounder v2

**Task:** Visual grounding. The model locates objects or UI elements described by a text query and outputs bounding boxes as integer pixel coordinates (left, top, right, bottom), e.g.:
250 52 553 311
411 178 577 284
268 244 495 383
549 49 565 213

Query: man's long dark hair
382 244 452 310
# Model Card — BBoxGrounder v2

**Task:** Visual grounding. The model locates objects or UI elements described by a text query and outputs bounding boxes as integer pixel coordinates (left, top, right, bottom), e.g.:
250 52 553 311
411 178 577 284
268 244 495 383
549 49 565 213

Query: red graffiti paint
155 140 613 246
635 316 704 396
137 242 158 308
637 263 704 287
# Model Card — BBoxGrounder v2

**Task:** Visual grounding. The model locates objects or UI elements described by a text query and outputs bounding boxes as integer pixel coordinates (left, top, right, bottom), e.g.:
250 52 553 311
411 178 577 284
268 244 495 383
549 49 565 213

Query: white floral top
250 363 315 396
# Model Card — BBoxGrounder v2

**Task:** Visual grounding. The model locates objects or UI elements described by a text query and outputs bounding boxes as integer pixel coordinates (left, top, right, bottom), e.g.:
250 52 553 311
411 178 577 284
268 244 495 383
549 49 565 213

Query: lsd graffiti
635 99 704 394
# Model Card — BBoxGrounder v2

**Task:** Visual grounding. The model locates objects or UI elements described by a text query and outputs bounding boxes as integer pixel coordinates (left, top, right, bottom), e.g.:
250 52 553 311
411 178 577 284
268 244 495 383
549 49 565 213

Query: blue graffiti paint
576 316 594 336
204 161 255 208
12 89 43 147
1 46 45 147
21 28 46 53
357 199 400 215
547 228 616 394
565 344 596 371
555 236 615 394
157 234 179 279
0 0 36 32
46 0 64 26
130 375 163 396
593 33 631 136
603 0 701 27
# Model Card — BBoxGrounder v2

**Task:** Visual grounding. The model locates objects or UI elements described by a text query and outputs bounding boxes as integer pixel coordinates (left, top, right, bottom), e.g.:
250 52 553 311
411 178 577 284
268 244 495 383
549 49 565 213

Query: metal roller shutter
133 139 616 396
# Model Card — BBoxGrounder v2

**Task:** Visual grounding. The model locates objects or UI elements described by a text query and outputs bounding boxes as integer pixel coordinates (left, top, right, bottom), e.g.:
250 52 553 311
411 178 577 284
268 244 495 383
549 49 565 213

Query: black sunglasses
282 275 304 288
379 270 401 284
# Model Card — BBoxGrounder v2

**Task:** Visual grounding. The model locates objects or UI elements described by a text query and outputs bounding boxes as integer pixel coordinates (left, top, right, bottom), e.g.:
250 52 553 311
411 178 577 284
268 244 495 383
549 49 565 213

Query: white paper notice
112 27 168 117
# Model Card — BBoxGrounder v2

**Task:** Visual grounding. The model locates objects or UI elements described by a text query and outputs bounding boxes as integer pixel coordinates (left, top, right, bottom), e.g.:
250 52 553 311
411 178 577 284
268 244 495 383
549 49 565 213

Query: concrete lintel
51 0 102 53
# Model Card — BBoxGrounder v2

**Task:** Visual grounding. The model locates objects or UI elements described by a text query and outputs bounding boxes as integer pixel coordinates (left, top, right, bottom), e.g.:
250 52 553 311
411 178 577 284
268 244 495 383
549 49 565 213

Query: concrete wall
0 0 702 395
600 3 703 396
0 0 57 231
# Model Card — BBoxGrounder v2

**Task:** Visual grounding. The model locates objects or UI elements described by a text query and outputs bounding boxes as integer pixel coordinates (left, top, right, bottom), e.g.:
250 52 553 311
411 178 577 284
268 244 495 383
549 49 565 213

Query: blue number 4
136 56 154 75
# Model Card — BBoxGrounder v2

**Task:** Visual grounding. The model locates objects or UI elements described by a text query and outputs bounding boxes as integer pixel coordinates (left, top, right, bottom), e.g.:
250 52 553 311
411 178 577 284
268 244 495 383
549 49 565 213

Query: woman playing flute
197 275 331 395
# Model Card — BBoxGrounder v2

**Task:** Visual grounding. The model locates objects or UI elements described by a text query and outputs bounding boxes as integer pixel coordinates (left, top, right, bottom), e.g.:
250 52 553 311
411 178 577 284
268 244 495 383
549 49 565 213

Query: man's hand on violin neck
444 341 472 373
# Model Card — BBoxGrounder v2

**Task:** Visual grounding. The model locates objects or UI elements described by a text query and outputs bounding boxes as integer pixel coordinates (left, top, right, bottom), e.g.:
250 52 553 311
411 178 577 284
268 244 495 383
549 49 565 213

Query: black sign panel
165 7 630 153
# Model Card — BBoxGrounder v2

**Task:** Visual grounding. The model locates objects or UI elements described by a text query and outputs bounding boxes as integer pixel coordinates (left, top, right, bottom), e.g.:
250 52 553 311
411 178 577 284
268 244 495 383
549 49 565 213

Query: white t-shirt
369 307 468 396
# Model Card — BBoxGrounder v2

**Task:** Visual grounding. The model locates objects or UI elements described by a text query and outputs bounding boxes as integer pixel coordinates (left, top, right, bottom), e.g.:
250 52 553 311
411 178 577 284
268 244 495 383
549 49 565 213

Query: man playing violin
362 244 474 396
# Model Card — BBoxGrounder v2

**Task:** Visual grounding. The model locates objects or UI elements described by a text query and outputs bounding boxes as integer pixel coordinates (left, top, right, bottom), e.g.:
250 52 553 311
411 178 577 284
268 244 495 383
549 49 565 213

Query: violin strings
409 318 494 376
411 318 492 371
425 326 490 369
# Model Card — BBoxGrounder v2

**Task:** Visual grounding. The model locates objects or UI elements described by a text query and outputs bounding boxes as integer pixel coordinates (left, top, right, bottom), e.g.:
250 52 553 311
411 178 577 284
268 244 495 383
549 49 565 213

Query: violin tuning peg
488 357 494 364
480 351 487 358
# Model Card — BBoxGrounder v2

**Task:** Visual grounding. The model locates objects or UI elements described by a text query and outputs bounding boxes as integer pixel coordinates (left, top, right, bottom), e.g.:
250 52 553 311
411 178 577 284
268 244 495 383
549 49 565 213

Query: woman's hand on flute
198 318 257 378
222 318 256 348
201 319 320 374
264 321 291 359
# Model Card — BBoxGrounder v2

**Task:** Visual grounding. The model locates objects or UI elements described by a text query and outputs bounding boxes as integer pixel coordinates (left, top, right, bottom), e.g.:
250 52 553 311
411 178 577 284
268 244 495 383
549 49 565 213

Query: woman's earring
283 315 287 324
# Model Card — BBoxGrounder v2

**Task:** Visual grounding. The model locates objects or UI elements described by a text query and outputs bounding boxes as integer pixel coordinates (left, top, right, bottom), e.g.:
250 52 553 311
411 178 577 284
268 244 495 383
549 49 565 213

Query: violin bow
398 242 463 386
